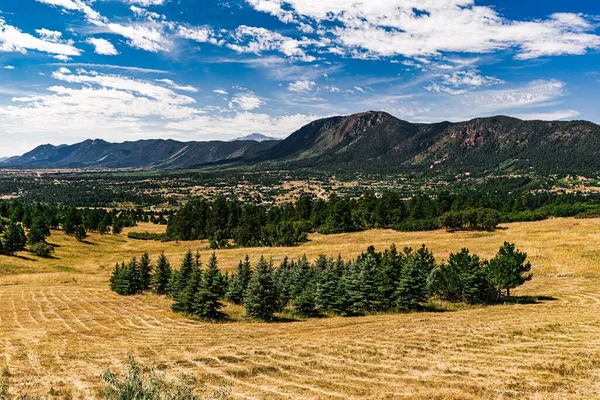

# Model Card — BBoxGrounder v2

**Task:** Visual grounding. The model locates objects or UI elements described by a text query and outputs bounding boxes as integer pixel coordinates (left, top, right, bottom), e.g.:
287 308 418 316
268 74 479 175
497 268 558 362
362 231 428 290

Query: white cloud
125 0 167 5
229 93 264 111
287 80 316 92
50 69 195 105
510 109 580 121
177 26 217 44
86 38 119 55
165 112 318 138
0 68 316 157
228 25 322 62
213 89 229 95
3 65 15 70
425 70 504 95
35 0 102 25
105 22 169 52
246 0 600 60
0 17 81 57
156 78 198 92
35 29 62 42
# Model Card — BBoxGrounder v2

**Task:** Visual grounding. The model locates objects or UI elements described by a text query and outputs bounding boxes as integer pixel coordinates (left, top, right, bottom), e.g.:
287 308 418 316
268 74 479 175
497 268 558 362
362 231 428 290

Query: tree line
164 190 600 247
110 242 532 321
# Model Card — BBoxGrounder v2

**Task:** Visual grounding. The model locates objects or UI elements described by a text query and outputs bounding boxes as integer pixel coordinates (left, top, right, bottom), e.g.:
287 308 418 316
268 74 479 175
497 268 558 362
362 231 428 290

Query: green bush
127 231 165 241
103 355 231 400
29 242 55 258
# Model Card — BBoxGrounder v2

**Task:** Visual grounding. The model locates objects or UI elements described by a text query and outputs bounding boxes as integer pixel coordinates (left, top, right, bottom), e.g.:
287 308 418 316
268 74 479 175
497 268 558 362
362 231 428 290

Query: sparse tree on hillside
27 217 50 245
486 242 532 297
2 221 27 255
75 225 87 242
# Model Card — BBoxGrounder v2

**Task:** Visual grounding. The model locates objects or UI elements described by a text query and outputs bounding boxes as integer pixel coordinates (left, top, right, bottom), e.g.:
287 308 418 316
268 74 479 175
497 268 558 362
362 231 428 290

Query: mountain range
2 111 599 174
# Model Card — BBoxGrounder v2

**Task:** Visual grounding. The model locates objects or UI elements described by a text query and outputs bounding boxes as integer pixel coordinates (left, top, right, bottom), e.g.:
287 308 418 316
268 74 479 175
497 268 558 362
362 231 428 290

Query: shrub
127 231 165 241
29 242 55 258
102 355 232 400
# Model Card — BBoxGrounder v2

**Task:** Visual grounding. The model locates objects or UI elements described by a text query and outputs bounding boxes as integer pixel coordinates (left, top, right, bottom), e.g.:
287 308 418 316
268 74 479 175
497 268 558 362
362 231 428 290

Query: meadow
1 218 600 399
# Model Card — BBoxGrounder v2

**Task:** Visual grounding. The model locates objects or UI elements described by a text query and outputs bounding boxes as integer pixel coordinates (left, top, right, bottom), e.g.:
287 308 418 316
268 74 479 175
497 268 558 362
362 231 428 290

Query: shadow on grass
80 240 95 245
46 242 61 248
502 295 558 305
14 254 37 261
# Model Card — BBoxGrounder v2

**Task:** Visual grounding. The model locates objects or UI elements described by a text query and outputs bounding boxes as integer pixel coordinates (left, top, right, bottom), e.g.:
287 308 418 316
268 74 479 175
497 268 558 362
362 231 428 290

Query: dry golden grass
1 218 600 399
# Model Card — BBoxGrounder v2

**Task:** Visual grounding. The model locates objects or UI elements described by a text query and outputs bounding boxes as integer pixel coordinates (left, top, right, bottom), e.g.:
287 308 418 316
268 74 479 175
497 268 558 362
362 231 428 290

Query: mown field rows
1 218 600 399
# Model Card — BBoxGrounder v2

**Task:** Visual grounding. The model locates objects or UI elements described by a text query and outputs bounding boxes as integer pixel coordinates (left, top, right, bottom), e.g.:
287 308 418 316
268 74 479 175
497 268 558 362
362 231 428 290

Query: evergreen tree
486 242 532 297
2 221 27 255
396 246 435 311
193 253 225 320
171 251 201 313
27 218 50 245
168 250 195 298
315 257 340 312
430 249 495 304
153 252 172 295
293 287 319 318
75 225 87 242
112 220 123 235
356 252 385 312
335 262 365 316
139 252 152 292
225 256 252 304
244 257 279 321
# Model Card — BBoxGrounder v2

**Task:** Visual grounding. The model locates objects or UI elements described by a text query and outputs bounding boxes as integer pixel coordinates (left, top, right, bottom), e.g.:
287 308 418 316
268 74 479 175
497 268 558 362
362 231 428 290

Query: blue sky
0 0 599 157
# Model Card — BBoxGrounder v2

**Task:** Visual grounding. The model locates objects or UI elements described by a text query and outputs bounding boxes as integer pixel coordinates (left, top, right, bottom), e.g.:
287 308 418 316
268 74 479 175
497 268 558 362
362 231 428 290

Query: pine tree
27 218 50 245
168 250 195 298
396 248 434 311
75 225 87 242
244 257 279 321
153 252 172 295
356 252 385 312
315 257 339 312
193 253 225 320
139 252 152 292
486 242 532 297
335 262 364 316
110 263 121 293
2 221 27 255
293 287 319 318
225 256 252 304
172 251 201 314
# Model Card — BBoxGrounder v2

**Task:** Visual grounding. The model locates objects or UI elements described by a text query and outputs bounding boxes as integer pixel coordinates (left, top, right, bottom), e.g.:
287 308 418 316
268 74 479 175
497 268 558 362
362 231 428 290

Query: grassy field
1 218 600 399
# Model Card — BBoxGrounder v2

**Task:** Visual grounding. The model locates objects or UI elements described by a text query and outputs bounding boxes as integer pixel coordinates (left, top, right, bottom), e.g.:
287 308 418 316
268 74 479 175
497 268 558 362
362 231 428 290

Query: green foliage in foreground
111 242 533 322
103 355 231 400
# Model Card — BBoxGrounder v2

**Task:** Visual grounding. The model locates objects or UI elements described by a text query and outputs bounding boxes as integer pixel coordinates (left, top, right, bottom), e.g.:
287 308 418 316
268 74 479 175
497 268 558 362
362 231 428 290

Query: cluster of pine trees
110 242 532 322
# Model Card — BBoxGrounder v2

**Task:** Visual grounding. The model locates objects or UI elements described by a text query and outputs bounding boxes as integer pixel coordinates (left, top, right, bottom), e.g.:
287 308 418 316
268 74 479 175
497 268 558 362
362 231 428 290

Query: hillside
1 138 277 169
252 112 600 174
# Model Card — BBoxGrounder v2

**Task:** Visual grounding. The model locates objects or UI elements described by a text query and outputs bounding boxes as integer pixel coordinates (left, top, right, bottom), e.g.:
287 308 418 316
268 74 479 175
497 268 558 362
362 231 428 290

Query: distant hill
230 133 280 142
0 138 277 169
3 111 599 173
249 111 600 174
